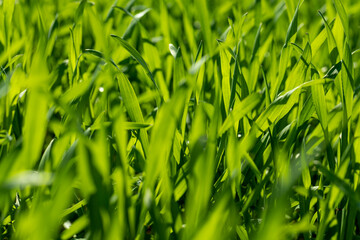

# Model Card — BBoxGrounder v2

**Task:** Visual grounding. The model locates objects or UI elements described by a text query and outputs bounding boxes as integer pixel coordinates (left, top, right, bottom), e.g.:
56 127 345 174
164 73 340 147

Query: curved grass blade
111 34 158 90
113 7 151 40
271 2 299 99
219 92 262 136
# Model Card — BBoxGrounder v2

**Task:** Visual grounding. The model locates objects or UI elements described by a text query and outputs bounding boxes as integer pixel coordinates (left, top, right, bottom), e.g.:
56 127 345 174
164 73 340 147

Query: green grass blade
111 34 158 91
117 72 149 157
219 92 262 136
334 0 349 38
318 11 338 63
219 43 232 114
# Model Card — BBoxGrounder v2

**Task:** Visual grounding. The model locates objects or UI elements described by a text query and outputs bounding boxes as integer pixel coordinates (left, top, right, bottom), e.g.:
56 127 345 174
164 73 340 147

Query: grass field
1 0 360 239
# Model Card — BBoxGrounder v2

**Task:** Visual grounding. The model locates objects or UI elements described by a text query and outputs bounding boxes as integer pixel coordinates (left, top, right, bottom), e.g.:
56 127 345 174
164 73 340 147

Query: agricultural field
1 0 360 239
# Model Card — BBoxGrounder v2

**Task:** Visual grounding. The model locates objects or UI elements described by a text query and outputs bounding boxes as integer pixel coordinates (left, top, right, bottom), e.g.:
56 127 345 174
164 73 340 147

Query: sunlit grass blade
117 72 149 156
219 92 262 135
271 2 299 100
334 0 349 38
318 11 338 63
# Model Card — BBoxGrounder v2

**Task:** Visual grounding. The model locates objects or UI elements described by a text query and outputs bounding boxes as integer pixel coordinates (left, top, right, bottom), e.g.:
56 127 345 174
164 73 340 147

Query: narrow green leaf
61 216 89 240
318 11 338 63
38 139 55 171
311 83 328 131
219 92 262 135
334 0 349 37
271 2 299 99
111 34 158 90
250 23 262 62
284 2 299 47
75 0 87 23
313 161 360 203
219 43 232 114
122 8 151 40
117 72 149 156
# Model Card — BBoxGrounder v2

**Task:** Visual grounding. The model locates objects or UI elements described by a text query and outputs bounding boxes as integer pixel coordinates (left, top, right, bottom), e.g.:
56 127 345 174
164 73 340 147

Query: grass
1 0 360 239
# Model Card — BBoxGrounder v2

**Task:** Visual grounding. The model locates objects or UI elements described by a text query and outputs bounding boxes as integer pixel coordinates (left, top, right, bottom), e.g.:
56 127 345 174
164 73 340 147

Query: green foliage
1 0 360 239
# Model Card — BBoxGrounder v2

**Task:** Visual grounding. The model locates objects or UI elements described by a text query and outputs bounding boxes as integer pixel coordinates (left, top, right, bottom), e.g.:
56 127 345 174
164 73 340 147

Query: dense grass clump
1 0 360 239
